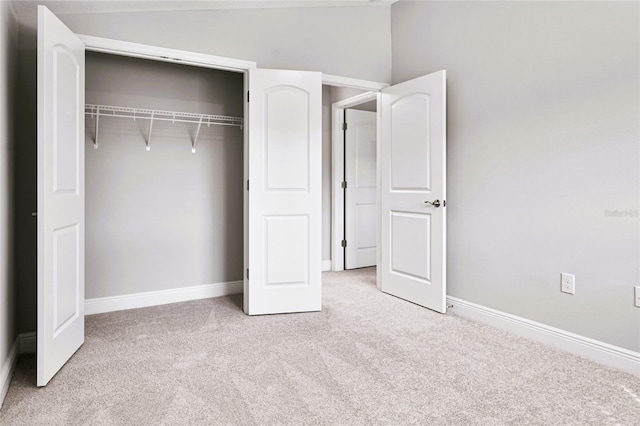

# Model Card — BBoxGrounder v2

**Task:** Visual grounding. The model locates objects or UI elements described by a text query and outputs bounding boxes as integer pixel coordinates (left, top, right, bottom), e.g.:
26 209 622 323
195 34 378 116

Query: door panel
390 95 431 191
265 88 309 190
246 69 322 315
37 5 85 386
380 71 446 313
345 109 377 269
390 211 430 281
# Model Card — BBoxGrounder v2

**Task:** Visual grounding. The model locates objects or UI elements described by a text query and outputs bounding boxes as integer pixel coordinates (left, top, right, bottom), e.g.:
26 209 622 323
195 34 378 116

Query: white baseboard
322 260 331 272
0 339 19 409
447 296 640 377
85 280 243 315
0 332 37 409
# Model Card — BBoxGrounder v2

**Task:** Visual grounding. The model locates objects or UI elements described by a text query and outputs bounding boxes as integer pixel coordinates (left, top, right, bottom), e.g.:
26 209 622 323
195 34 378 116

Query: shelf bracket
94 106 99 149
192 115 204 153
146 112 154 151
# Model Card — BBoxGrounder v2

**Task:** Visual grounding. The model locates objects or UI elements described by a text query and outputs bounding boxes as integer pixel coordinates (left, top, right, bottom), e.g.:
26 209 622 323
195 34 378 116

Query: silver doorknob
424 199 441 208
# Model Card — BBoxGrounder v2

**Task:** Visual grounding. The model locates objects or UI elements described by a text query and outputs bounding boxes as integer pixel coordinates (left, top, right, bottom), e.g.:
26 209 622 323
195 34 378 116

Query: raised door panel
355 122 376 189
390 94 431 192
52 46 81 193
52 225 80 335
265 87 309 191
390 211 431 282
265 215 308 287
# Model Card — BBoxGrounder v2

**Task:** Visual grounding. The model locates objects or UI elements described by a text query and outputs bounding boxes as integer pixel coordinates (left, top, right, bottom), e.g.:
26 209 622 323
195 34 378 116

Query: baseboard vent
447 296 640 377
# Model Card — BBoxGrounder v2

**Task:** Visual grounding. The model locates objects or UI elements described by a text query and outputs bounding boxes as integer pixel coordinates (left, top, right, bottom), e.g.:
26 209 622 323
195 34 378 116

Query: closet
38 5 359 387
83 52 244 301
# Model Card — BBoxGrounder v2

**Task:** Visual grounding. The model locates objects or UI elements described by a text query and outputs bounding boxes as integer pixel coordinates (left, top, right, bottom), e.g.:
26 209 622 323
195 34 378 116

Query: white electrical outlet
561 273 575 295
635 286 640 308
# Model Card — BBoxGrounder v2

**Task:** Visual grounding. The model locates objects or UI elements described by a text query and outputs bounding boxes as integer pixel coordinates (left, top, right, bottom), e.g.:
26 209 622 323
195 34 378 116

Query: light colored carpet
1 268 639 425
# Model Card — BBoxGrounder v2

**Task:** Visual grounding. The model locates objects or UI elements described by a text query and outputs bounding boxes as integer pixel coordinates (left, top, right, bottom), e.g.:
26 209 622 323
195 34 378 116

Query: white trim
375 92 383 291
0 332 38 408
85 281 243 315
0 339 19 408
78 34 257 72
447 296 640 377
331 92 379 272
322 74 388 92
322 260 332 272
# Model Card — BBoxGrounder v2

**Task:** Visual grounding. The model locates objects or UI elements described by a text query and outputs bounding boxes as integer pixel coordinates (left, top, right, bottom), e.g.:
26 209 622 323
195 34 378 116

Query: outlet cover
635 286 640 308
561 273 575 295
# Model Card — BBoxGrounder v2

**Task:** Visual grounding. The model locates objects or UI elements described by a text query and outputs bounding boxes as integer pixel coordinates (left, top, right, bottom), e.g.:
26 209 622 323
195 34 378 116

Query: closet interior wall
85 52 244 300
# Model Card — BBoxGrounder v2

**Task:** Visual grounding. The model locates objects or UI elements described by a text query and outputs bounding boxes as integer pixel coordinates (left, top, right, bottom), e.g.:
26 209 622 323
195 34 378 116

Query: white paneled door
245 69 322 315
380 71 447 313
37 6 86 386
345 109 377 269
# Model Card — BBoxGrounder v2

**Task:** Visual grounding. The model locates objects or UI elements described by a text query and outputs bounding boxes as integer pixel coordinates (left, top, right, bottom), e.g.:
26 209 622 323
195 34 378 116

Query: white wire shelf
85 104 243 152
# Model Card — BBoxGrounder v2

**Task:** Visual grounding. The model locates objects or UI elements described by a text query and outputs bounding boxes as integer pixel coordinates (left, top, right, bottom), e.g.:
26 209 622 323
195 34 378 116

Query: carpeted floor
1 268 639 425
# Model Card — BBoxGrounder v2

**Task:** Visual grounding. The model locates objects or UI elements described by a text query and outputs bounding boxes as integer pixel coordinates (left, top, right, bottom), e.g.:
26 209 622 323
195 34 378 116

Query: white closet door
345 109 377 269
245 69 322 315
380 71 447 313
37 6 86 386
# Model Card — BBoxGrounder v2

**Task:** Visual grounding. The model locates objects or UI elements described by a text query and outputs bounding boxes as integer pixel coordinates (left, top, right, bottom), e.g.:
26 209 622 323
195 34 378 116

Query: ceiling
12 0 398 17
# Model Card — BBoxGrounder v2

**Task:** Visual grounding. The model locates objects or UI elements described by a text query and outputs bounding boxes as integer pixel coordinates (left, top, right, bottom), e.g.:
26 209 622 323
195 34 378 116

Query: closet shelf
85 104 243 152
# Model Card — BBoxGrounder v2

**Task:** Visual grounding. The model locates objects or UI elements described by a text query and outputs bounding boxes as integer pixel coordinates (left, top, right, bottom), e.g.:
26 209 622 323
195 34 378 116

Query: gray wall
85 53 243 299
0 0 17 369
19 5 392 83
392 1 640 351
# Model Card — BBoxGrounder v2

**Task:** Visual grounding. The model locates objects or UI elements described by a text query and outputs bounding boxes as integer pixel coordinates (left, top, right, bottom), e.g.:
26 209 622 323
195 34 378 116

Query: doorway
331 91 380 274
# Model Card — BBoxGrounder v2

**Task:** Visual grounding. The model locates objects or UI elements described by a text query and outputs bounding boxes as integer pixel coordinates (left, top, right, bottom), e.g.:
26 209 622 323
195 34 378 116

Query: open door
379 71 446 313
345 109 377 269
245 69 322 315
37 6 85 386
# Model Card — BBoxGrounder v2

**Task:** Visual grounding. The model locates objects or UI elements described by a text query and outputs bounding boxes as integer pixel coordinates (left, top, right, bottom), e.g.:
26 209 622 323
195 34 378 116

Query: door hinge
246 268 249 279
341 240 347 248
247 91 250 103
341 181 347 189
246 180 249 191
342 122 347 131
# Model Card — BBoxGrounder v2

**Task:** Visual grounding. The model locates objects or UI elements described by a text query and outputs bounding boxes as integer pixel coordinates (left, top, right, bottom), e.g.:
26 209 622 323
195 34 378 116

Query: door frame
74 34 391 304
330 91 382 277
79 34 258 311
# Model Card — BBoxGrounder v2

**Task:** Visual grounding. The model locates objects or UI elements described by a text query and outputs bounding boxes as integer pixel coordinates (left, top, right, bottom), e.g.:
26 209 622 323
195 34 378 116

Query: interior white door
37 6 85 386
245 69 322 315
345 109 377 269
380 71 446 313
